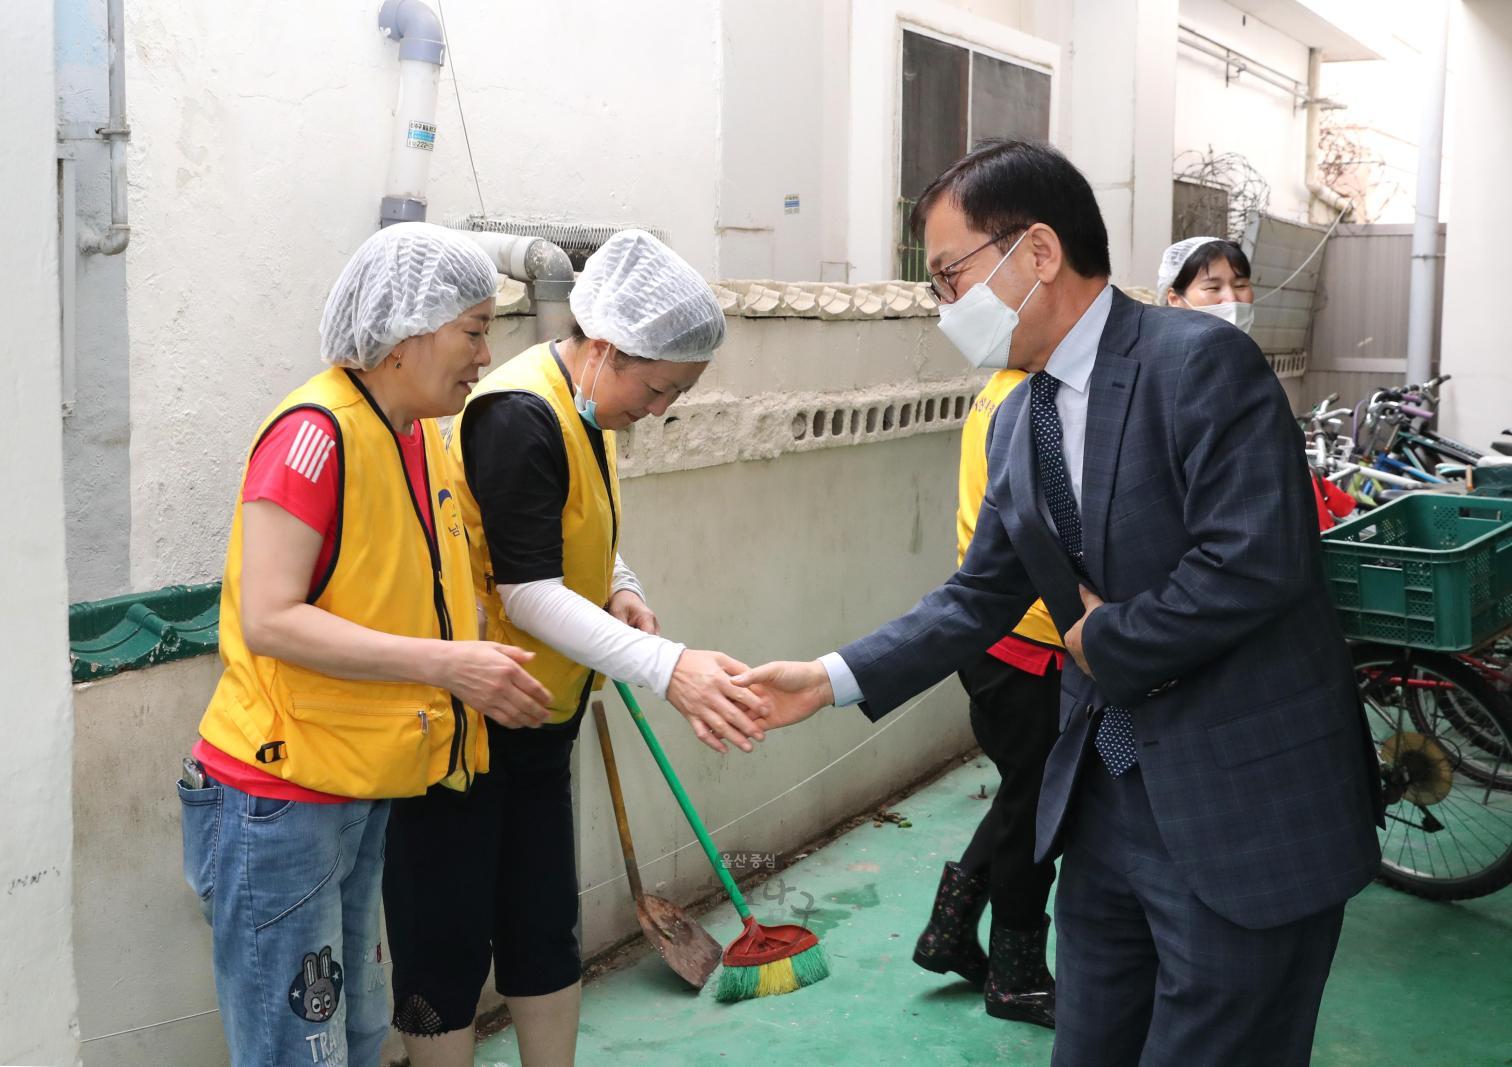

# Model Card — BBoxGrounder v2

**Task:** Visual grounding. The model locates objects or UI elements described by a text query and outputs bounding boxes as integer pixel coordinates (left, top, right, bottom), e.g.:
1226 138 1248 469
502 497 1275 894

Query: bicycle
1353 642 1512 900
1323 492 1512 900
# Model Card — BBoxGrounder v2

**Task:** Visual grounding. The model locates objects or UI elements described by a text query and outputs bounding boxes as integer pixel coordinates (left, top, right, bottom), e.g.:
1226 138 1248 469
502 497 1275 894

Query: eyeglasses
928 229 1022 303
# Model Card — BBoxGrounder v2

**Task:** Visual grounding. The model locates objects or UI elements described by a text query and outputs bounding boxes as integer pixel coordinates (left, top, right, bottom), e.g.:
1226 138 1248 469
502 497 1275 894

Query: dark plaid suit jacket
842 287 1381 930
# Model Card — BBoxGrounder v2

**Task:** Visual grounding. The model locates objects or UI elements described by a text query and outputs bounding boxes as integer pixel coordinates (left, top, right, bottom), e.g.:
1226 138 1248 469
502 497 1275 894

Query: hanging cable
434 0 485 216
1254 207 1346 304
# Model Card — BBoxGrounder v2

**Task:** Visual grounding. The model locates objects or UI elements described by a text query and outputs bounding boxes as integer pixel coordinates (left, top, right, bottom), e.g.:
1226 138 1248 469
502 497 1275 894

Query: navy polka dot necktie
1029 372 1137 776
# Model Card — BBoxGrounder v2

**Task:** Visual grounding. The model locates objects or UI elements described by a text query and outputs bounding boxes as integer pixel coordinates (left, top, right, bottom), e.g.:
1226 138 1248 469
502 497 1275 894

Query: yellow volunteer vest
959 370 1064 650
448 342 621 725
200 367 488 799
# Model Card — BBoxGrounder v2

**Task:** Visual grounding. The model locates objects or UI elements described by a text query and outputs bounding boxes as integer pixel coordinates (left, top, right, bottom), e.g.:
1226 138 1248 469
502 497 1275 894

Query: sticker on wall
406 121 437 151
784 194 801 215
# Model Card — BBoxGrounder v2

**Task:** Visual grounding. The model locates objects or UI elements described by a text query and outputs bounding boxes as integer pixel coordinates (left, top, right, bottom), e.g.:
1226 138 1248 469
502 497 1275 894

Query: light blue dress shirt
822 285 1114 707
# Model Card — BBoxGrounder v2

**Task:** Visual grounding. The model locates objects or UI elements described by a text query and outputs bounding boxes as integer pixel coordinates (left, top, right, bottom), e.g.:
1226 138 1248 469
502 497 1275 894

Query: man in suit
736 140 1382 1065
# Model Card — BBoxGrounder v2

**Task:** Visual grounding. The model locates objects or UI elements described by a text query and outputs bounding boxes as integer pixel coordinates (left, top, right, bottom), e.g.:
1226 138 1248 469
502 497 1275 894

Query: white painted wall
0 1 82 1062
1065 0 1178 287
1439 0 1512 449
56 0 135 602
716 0 829 281
1174 0 1313 228
123 0 724 591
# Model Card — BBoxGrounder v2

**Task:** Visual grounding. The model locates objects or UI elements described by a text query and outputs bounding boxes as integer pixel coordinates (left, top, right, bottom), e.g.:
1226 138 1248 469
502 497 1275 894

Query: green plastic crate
1321 493 1512 651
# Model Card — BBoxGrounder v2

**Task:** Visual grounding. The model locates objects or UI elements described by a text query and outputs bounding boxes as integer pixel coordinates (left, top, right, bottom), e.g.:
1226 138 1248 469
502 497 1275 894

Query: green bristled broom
614 681 830 1002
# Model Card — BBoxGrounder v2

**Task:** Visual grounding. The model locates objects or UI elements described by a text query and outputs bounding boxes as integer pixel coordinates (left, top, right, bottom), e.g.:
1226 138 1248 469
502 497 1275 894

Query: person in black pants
911 368 1061 1028
383 231 767 1067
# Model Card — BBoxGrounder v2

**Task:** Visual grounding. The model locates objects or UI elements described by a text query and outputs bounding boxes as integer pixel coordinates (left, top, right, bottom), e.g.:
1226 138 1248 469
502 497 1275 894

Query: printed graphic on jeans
288 946 343 1022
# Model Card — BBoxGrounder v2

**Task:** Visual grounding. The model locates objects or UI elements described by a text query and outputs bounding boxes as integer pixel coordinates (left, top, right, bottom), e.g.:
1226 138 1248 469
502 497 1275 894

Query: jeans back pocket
177 779 223 924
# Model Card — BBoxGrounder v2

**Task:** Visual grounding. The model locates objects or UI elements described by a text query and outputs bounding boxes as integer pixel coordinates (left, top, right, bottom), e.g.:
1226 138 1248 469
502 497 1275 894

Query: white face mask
936 231 1041 370
1182 298 1255 336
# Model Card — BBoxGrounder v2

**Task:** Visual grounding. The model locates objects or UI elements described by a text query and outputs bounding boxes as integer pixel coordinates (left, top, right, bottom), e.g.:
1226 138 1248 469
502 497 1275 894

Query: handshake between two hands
464 586 1105 757
446 590 834 755
610 589 835 755
659 584 1106 754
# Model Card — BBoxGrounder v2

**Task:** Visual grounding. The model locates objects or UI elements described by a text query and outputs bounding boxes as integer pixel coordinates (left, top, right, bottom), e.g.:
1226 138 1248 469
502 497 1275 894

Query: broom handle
614 681 752 921
590 700 645 901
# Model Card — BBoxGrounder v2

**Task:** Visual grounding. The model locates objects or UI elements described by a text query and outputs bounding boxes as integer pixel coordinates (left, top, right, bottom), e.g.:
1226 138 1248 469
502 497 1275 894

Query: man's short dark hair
912 140 1112 279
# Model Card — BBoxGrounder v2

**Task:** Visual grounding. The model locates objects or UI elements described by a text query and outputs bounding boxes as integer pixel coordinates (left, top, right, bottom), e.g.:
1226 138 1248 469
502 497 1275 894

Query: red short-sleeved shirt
196 409 435 802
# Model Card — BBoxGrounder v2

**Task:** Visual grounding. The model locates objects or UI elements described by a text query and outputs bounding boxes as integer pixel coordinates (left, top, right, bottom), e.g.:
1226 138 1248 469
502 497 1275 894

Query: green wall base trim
69 583 221 682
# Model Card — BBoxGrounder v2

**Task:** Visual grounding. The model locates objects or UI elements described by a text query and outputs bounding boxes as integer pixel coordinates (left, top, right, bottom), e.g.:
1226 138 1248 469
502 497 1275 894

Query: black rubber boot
912 862 990 986
983 915 1055 1028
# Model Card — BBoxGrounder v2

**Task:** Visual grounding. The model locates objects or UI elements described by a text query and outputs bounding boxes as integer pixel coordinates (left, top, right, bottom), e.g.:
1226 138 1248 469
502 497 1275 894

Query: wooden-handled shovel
590 699 722 989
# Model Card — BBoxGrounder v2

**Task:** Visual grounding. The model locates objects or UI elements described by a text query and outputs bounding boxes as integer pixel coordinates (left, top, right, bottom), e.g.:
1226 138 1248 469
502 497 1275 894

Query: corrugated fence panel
1241 213 1335 378
1300 223 1446 408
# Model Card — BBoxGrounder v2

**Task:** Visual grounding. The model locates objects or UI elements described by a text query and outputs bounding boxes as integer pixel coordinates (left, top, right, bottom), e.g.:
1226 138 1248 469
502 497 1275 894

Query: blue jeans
179 776 391 1067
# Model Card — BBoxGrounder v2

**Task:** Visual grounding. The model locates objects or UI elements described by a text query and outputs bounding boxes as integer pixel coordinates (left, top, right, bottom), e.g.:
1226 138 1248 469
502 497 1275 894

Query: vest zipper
347 372 470 791
582 416 620 717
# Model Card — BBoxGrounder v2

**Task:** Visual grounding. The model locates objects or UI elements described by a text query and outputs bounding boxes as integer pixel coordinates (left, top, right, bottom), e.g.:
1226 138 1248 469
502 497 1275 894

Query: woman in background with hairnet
384 229 767 1067
178 222 552 1067
1156 235 1256 333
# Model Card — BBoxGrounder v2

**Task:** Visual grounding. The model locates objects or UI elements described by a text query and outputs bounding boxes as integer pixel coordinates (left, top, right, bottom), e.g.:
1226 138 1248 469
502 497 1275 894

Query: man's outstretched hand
731 660 835 729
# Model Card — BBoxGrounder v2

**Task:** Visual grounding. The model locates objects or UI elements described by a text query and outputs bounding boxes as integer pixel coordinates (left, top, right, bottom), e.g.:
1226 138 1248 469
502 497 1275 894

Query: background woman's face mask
1182 298 1255 336
936 231 1040 370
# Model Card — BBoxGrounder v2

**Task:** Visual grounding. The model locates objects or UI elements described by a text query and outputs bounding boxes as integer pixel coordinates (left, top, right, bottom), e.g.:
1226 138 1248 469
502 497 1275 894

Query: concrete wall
57 0 134 603
1439 0 1512 449
1 1 83 1062
71 313 980 1066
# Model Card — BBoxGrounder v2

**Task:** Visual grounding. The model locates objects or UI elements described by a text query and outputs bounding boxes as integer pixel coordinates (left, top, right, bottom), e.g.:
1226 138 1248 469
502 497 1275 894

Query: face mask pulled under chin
573 348 610 430
1183 298 1255 336
935 231 1040 370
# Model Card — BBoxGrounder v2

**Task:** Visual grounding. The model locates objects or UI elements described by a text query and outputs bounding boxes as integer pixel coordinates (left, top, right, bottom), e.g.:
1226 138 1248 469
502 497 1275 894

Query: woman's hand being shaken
666 650 770 754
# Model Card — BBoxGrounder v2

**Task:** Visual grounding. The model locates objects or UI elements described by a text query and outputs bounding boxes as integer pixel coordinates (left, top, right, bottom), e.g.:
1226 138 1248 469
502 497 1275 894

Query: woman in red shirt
180 223 550 1067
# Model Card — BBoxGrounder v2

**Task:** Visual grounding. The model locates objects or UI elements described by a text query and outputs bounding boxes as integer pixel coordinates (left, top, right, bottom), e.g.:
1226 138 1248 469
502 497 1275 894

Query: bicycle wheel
1353 643 1512 900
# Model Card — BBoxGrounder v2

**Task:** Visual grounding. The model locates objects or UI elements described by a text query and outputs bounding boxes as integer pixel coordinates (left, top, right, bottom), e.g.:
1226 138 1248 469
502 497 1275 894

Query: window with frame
897 29 1052 280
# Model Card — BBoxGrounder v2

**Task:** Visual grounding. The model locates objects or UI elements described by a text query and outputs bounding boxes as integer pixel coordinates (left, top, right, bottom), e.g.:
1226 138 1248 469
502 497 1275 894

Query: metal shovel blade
636 894 722 989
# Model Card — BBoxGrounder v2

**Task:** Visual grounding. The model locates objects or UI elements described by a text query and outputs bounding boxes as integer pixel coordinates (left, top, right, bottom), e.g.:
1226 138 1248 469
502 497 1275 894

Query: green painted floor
476 757 1512 1066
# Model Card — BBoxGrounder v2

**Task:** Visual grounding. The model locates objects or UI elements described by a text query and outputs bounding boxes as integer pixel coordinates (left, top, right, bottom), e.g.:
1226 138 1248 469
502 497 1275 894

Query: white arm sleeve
610 553 645 601
499 577 684 698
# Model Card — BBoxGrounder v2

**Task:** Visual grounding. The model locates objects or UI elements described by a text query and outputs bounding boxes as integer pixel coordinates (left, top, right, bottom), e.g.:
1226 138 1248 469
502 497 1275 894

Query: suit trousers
1051 759 1345 1067
957 653 1061 928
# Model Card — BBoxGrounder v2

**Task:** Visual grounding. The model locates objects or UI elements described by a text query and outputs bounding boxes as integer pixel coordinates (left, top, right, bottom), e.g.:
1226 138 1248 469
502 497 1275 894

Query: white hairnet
1156 236 1225 304
569 229 726 362
319 222 499 370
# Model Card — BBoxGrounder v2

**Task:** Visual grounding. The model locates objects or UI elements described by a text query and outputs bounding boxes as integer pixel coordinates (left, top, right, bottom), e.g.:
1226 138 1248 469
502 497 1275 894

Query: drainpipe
1405 5 1450 388
377 0 446 226
459 231 576 344
80 0 130 255
1304 48 1351 222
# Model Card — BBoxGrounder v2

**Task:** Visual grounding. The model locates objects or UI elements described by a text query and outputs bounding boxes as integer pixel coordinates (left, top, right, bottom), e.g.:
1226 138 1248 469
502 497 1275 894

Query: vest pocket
286 698 435 798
